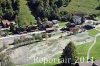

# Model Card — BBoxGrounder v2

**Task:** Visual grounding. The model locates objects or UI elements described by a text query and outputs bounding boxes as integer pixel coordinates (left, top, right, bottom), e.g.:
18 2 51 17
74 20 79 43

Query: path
0 45 14 54
87 28 100 60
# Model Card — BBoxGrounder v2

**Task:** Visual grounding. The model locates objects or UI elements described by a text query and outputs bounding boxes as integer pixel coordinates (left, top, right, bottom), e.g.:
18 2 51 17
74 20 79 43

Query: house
85 20 94 25
72 15 82 24
26 25 37 32
72 13 85 24
1 20 16 28
67 23 76 28
52 20 58 23
85 14 96 20
38 18 54 30
38 21 53 30
46 28 56 33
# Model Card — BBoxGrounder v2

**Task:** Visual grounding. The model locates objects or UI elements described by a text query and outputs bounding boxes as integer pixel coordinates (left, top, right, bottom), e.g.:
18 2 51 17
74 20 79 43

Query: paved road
0 31 45 39
0 31 45 54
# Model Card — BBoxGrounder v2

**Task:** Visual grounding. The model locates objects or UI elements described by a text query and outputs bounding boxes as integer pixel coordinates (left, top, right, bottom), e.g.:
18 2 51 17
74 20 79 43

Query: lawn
77 28 100 59
90 39 100 59
87 29 100 36
96 16 100 20
77 39 100 60
21 63 57 66
59 0 100 14
57 21 68 27
77 42 91 58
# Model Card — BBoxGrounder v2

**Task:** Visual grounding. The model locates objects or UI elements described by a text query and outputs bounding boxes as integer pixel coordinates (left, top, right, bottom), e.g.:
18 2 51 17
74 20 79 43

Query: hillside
19 0 36 25
59 0 100 14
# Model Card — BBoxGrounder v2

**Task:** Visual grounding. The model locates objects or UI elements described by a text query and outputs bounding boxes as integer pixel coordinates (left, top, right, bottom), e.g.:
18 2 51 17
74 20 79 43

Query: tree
0 0 19 20
71 26 80 35
37 17 42 24
74 63 79 66
0 8 3 23
9 23 15 33
92 63 98 66
60 41 77 66
17 13 25 27
28 0 71 20
55 0 64 8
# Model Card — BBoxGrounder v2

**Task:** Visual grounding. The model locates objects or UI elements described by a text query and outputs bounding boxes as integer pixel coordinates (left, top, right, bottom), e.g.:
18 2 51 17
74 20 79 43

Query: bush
48 34 52 38
42 33 47 38
35 34 42 41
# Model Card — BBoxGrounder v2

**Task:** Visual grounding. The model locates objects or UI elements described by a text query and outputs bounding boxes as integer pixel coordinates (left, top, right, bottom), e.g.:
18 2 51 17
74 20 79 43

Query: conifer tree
60 41 77 66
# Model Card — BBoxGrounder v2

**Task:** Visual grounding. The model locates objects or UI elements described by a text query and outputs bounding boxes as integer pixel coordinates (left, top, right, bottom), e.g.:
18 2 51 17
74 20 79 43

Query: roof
46 28 56 31
52 20 58 22
2 20 16 25
73 15 81 19
2 20 10 25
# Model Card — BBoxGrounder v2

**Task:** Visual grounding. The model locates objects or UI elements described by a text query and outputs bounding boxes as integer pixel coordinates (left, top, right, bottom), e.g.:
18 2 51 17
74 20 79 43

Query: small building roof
2 20 16 25
2 20 10 25
52 20 58 22
46 28 56 31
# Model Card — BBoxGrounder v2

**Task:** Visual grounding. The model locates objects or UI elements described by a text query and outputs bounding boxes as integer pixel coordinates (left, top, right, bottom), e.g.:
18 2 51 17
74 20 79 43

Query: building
1 20 16 28
72 15 82 24
46 28 56 33
72 13 85 24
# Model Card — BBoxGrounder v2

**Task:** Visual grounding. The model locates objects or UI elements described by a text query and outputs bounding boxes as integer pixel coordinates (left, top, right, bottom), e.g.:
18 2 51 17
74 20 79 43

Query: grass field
19 0 36 25
21 63 57 66
96 16 100 20
91 39 100 59
77 39 100 60
87 29 100 36
21 41 100 66
79 29 100 60
77 42 91 58
59 0 100 14
57 21 68 27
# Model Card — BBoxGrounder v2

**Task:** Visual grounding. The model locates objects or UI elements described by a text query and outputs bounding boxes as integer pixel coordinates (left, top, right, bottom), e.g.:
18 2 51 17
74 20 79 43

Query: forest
0 0 71 22
28 0 71 20
0 0 19 20
0 0 100 25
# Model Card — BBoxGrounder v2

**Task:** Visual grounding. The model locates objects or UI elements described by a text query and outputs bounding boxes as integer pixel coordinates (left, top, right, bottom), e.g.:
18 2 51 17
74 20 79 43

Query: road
0 31 45 40
0 31 45 54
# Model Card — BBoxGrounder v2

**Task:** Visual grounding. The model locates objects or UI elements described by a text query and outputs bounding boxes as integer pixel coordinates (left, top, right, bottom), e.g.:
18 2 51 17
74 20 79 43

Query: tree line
0 0 71 25
28 0 71 20
0 0 71 26
0 0 19 21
